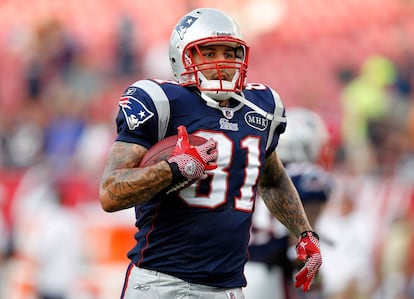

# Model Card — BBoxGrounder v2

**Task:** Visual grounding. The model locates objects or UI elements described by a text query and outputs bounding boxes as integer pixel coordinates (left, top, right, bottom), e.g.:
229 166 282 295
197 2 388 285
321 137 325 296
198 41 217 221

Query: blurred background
0 0 413 298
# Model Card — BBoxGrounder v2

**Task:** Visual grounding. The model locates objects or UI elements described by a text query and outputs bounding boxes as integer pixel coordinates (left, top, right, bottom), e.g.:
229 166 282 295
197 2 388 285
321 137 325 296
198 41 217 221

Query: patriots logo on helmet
119 96 154 130
175 15 198 40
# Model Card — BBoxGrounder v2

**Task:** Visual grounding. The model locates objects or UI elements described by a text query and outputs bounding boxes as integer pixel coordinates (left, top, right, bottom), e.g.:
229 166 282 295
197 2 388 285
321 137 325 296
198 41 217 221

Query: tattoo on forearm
111 166 171 206
100 142 172 210
260 153 311 237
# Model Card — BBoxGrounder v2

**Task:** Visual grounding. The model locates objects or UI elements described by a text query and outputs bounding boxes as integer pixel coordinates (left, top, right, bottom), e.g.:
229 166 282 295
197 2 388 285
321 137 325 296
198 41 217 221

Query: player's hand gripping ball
140 126 217 193
166 126 217 192
295 231 322 292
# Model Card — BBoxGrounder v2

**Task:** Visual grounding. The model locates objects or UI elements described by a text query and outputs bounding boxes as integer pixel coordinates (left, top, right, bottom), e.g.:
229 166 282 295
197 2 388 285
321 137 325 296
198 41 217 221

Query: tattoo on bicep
111 142 145 168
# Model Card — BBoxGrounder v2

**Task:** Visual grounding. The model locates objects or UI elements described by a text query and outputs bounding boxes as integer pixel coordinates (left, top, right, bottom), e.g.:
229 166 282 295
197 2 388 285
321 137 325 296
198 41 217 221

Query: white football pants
121 265 245 299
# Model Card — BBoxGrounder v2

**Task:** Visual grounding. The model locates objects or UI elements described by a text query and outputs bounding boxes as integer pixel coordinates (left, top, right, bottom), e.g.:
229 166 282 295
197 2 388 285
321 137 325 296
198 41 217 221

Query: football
139 134 208 167
139 133 208 194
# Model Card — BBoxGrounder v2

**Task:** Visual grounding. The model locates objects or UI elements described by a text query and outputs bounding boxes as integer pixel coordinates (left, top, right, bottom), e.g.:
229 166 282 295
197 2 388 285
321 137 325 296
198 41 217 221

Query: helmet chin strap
200 92 222 108
200 91 275 121
231 93 274 121
198 72 275 121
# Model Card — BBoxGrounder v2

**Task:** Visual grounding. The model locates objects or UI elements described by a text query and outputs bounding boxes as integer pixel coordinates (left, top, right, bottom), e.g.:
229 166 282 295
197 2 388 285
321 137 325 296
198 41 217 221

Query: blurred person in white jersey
244 107 333 299
317 113 414 299
8 166 84 299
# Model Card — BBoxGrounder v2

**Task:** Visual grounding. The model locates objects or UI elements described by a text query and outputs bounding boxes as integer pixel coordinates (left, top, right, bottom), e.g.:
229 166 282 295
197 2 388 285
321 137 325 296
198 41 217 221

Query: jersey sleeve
265 87 287 155
115 80 170 149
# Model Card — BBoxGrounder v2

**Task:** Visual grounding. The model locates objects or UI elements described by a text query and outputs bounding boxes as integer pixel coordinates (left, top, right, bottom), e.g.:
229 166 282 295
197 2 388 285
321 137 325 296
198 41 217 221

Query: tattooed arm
258 151 312 238
99 141 173 212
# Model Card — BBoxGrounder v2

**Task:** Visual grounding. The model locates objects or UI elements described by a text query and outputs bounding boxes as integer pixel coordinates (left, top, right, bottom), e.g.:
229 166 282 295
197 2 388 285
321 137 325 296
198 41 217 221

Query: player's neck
219 98 238 108
219 100 229 107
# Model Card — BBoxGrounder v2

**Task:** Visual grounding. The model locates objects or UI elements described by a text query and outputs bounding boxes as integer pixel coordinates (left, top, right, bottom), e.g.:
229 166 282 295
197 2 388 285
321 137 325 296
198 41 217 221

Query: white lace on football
165 180 192 194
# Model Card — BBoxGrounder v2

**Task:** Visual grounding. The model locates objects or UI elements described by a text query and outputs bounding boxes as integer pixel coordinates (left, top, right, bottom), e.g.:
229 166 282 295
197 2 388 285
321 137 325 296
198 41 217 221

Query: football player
99 8 322 299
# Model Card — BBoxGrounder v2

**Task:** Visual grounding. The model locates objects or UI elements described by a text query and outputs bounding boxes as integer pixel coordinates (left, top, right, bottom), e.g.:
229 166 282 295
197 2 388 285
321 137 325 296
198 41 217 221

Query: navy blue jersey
115 79 286 288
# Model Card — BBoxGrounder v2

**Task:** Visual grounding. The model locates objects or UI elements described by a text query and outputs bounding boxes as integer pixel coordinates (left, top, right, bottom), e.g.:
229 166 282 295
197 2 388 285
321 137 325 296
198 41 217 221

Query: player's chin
218 76 230 81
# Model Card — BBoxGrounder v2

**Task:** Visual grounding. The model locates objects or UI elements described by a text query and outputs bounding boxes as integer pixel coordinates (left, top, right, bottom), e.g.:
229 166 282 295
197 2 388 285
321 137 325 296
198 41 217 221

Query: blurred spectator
394 49 414 101
317 175 372 299
318 117 414 299
21 18 106 173
42 86 86 174
115 14 142 77
25 19 79 101
9 166 84 299
0 102 46 169
340 54 397 174
392 47 414 159
73 100 115 177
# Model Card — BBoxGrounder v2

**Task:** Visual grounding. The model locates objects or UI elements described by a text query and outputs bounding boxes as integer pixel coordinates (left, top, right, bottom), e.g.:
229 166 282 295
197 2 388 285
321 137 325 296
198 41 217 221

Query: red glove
295 231 322 292
167 126 217 185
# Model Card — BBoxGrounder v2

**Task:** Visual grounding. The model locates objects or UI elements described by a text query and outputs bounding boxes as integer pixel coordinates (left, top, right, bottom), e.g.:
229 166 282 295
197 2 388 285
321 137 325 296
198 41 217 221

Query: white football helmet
276 108 330 165
169 8 249 101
